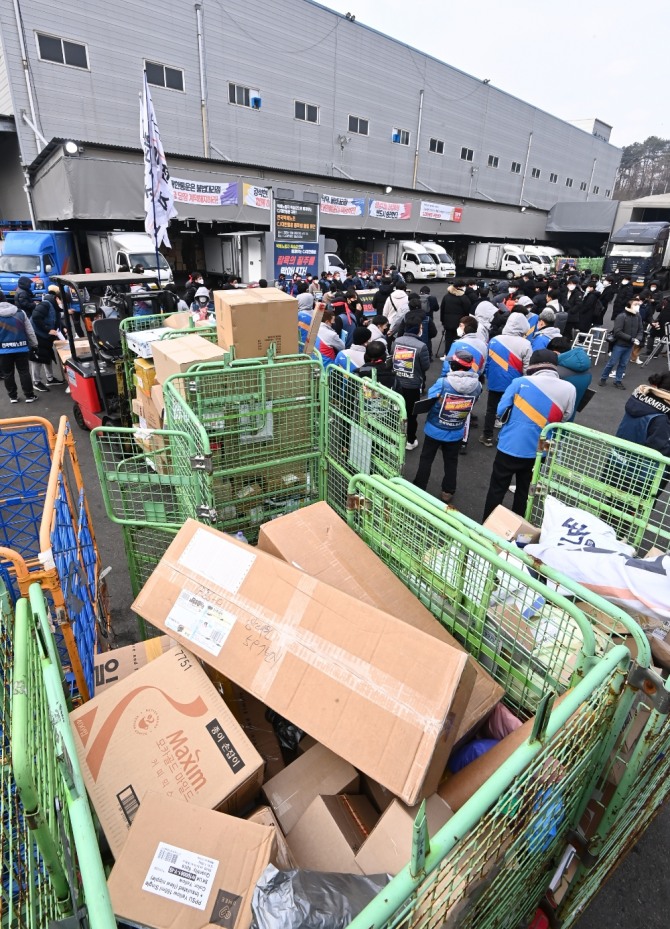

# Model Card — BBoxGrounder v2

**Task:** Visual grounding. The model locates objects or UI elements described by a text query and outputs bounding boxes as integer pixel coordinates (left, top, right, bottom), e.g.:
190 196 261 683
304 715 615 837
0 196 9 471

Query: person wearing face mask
564 278 583 338
190 286 212 320
599 297 644 389
444 316 488 377
611 277 635 320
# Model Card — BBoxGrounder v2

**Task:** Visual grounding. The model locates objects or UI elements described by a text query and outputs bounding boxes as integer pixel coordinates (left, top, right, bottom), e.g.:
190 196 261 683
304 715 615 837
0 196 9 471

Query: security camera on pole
140 71 177 279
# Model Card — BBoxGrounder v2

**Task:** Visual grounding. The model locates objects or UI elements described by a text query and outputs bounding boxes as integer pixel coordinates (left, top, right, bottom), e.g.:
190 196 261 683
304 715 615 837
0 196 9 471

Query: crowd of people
2 260 669 520
293 263 670 517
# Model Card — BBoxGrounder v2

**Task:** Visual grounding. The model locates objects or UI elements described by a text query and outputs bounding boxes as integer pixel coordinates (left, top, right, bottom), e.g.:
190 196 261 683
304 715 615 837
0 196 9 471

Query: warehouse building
0 0 621 273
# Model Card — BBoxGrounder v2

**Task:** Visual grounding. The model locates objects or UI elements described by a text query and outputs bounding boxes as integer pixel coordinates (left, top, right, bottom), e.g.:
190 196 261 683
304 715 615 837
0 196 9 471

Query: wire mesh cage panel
163 356 323 542
377 476 670 927
527 422 670 555
0 418 54 597
11 585 117 928
554 681 670 927
119 312 217 405
347 649 630 929
1 575 64 928
346 475 611 717
322 366 407 517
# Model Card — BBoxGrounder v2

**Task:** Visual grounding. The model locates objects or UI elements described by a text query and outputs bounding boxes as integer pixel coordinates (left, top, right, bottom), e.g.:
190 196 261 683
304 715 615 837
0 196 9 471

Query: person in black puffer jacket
439 280 471 356
14 276 37 317
30 294 61 389
372 276 394 313
599 296 644 388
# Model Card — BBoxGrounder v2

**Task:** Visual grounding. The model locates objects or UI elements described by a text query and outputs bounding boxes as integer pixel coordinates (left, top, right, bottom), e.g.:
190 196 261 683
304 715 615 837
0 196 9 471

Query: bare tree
615 137 670 199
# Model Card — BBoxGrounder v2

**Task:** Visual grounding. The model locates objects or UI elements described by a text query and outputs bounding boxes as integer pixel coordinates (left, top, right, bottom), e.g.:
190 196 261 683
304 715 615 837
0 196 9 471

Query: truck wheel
506 270 515 280
73 402 89 431
404 272 414 283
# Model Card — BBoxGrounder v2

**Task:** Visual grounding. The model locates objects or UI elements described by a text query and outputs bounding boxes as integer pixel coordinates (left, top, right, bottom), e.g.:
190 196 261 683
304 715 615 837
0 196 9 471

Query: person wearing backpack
413 350 482 503
391 310 430 450
0 300 38 403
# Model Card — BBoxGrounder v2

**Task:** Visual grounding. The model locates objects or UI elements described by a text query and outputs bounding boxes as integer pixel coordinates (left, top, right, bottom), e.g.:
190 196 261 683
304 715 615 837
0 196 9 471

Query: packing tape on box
163 568 448 738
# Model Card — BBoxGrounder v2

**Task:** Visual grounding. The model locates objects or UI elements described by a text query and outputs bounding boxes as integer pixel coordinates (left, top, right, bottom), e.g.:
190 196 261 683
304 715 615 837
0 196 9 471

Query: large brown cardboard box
151 334 226 385
246 806 296 871
132 519 475 805
108 792 273 929
93 635 176 694
262 742 359 833
257 502 503 744
214 289 298 359
70 646 264 856
286 795 378 873
355 795 453 876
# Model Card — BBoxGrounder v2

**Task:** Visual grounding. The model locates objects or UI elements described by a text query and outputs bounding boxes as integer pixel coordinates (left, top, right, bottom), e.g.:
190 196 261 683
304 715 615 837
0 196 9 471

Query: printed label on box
179 528 256 593
143 841 218 910
165 590 237 656
206 719 247 773
209 889 243 927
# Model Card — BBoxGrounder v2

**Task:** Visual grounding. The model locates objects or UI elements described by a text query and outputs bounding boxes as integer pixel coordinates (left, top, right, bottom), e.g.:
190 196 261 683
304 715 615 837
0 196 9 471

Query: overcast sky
324 0 666 149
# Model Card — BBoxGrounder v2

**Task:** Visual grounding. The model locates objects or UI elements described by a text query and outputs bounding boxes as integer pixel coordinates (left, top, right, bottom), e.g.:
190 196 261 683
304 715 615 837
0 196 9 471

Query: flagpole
144 70 162 286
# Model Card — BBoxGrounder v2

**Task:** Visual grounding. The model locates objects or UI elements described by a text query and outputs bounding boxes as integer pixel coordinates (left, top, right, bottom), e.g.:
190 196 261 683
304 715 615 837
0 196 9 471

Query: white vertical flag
140 71 178 248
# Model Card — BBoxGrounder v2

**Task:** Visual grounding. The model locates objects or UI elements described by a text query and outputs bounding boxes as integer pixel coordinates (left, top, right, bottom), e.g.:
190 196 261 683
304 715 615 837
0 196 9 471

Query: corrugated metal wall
0 0 620 209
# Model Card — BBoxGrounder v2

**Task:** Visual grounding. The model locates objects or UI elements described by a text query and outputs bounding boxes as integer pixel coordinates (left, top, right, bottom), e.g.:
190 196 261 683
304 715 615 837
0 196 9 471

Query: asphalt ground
1 281 669 927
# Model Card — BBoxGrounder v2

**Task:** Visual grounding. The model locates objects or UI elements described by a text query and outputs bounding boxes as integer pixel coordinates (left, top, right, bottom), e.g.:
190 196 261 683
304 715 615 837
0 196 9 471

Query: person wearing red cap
412 349 482 503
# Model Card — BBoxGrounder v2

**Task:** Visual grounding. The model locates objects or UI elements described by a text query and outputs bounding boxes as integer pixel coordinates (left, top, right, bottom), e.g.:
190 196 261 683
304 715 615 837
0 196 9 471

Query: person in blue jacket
412 349 482 503
547 337 592 418
482 350 576 519
0 300 38 402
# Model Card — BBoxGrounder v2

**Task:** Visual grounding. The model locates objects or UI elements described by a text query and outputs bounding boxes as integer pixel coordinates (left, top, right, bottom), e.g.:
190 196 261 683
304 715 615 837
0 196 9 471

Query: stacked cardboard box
75 506 520 929
213 290 298 360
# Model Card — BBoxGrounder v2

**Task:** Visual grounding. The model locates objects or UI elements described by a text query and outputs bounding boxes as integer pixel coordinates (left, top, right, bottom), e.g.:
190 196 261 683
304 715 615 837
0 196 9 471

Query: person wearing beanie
482 349 576 519
530 309 563 351
479 313 533 447
413 349 482 503
0 300 38 402
391 310 430 450
547 336 592 418
334 326 371 372
545 287 568 335
599 296 644 389
439 280 471 356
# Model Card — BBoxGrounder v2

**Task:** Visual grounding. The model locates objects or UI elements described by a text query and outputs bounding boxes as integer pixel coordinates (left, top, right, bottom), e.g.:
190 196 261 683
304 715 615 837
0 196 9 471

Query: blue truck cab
0 230 76 298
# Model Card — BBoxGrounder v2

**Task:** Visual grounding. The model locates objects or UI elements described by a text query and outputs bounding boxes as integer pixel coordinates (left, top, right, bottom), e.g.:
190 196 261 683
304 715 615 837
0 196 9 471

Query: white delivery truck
421 242 456 279
373 240 437 282
522 245 553 276
466 243 533 279
86 232 173 283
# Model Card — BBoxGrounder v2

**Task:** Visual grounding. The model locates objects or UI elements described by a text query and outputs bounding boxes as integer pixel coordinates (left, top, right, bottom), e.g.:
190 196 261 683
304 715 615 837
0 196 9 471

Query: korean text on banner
140 72 178 248
320 194 366 216
274 243 319 279
368 200 412 221
172 178 238 207
243 183 272 210
274 200 319 243
419 201 463 222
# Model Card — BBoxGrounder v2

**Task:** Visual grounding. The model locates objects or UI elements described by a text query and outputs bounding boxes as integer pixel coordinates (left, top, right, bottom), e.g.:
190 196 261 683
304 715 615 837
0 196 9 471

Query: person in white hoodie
474 299 498 343
384 282 410 334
